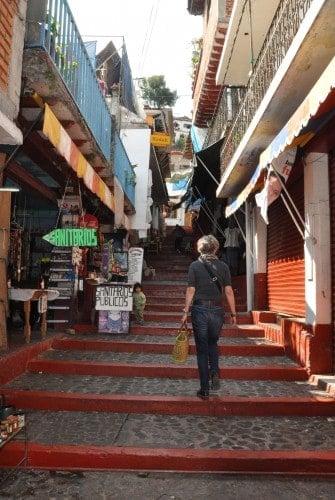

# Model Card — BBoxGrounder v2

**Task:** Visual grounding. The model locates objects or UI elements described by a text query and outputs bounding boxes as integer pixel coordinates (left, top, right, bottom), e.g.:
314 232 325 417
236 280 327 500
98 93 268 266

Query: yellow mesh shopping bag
171 322 191 364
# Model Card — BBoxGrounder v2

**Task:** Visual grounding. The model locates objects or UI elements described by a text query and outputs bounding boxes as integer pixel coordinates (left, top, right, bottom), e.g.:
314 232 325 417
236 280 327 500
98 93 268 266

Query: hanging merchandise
9 229 22 284
78 213 99 229
44 177 92 328
47 247 76 328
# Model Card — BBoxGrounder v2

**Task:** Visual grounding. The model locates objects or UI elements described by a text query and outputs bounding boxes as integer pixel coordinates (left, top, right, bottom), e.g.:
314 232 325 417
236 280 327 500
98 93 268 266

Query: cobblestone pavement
17 410 335 450
38 349 298 367
2 325 335 497
3 371 329 398
1 469 335 499
47 331 271 344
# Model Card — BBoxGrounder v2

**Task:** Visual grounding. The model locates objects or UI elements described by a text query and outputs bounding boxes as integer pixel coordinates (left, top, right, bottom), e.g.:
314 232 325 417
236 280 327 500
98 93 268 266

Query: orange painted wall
0 0 20 91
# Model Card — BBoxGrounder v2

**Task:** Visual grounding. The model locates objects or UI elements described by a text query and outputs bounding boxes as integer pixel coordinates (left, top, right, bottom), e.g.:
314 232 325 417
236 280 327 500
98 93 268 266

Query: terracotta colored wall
282 319 332 375
0 0 20 91
253 273 267 310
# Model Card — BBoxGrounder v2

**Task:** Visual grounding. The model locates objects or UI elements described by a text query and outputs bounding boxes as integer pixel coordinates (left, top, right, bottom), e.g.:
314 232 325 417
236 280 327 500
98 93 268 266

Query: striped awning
43 104 115 213
226 55 335 217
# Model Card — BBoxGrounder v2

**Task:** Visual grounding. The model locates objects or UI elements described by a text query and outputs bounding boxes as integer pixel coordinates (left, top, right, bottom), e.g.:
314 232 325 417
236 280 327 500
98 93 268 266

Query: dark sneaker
196 390 209 400
211 372 220 390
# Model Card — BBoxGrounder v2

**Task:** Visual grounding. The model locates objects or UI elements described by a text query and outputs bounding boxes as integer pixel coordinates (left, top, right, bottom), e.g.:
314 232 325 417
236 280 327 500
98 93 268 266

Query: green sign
43 228 98 247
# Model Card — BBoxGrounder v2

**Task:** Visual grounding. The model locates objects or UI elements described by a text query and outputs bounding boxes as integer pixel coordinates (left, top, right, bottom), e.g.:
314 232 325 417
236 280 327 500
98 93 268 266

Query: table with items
8 288 60 342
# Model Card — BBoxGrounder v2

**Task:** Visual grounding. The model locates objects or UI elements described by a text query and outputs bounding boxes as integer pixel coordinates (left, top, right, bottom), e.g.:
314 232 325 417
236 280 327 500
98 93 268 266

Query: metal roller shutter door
267 180 305 316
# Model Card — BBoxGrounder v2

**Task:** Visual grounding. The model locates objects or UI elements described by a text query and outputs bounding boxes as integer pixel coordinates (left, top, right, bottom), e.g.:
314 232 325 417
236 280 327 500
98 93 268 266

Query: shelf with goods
0 408 27 484
47 247 77 328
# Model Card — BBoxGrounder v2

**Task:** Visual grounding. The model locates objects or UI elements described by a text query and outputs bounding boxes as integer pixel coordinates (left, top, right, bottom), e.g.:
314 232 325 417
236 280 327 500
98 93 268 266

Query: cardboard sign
98 310 130 334
95 283 133 311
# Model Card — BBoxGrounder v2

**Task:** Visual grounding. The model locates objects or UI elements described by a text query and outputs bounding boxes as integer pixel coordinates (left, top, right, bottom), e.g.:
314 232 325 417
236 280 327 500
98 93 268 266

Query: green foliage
139 75 177 109
174 134 186 150
191 37 202 74
50 17 60 38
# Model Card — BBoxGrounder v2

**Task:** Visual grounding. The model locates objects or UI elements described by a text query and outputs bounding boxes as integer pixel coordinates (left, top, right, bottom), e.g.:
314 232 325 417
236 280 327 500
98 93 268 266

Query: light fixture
0 187 20 192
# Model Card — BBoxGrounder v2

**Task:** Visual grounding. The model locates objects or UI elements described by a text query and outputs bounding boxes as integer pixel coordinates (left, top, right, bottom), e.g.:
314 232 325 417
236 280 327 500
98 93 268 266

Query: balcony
191 0 230 128
23 0 112 177
208 0 335 197
113 133 136 211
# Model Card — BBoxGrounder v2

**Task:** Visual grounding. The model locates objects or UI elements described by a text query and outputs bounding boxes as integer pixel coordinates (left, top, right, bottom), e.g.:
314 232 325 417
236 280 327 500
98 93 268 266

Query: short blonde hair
197 235 219 256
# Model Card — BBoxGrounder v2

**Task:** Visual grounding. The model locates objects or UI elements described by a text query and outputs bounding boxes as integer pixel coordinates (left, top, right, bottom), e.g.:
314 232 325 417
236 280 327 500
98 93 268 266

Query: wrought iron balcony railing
205 0 312 174
25 0 112 161
113 133 136 207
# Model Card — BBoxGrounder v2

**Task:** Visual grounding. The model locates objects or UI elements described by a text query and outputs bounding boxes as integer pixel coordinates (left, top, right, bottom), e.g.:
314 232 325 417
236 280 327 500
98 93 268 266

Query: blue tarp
190 125 208 153
172 178 189 191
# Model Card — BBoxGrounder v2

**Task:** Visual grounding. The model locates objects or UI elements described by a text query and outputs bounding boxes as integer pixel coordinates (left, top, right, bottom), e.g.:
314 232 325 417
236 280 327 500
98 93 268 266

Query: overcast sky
67 0 203 117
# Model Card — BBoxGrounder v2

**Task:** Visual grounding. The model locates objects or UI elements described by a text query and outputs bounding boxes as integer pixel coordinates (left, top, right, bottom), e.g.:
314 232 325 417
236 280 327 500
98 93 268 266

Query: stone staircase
1 232 335 475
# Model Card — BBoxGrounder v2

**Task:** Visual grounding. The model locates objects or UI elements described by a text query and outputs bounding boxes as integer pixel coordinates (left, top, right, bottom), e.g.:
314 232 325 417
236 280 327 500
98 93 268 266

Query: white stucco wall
119 128 151 234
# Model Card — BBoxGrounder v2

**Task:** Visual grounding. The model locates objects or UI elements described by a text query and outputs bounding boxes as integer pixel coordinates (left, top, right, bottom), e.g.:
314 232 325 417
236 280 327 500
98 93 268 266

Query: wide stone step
144 302 248 312
128 323 263 336
34 348 293 366
4 239 335 478
144 273 188 282
3 375 335 417
21 358 307 383
141 311 250 322
51 336 285 356
142 284 188 295
1 411 335 473
75 323 265 337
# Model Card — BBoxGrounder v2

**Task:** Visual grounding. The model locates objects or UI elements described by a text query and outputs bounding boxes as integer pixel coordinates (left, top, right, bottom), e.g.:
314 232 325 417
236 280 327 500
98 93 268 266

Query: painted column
251 203 267 310
0 189 11 350
304 152 331 325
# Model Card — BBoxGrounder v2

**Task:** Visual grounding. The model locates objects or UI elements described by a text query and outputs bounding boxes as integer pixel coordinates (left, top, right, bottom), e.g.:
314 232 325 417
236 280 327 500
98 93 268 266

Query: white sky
67 0 203 117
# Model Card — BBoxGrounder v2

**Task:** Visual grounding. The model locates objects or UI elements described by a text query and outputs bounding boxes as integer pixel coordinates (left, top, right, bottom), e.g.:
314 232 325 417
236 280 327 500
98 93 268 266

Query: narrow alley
1 230 335 499
1 0 335 496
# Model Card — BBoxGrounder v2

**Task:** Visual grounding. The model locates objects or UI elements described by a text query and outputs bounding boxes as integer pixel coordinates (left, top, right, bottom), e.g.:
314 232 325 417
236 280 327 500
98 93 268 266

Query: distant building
173 116 192 146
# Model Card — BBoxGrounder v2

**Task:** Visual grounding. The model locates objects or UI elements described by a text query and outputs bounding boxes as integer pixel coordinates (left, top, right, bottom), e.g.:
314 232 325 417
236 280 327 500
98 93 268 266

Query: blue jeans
191 305 225 391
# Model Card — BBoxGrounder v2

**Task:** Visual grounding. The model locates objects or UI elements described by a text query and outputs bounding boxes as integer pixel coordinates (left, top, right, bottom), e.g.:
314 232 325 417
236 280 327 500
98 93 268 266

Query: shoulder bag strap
200 258 223 292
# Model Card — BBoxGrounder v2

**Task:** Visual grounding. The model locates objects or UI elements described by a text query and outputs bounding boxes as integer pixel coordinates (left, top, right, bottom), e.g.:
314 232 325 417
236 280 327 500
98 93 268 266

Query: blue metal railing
26 0 112 161
113 133 136 207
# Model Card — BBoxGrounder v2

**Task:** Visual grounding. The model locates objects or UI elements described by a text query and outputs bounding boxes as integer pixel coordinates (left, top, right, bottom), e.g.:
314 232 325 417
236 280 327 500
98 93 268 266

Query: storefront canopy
191 137 224 200
43 104 115 213
190 125 209 154
226 55 335 217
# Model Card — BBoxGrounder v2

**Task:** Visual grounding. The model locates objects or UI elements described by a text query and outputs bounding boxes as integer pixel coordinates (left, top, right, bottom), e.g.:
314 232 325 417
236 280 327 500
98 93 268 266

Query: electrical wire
136 0 161 79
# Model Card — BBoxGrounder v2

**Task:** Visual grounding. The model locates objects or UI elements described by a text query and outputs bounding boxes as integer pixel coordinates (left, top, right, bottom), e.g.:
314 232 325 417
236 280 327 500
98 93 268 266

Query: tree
191 38 202 75
174 134 186 150
139 75 177 109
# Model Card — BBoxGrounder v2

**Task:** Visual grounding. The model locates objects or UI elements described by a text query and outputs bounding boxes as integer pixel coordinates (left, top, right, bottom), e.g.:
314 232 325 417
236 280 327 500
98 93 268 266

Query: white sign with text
127 247 144 284
95 283 133 311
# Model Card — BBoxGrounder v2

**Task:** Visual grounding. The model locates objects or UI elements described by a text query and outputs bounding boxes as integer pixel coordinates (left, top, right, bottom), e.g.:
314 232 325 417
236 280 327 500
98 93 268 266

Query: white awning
225 55 335 217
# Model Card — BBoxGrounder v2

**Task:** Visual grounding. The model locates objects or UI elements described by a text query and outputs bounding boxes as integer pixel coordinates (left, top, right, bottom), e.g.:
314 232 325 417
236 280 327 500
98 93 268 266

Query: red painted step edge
130 324 264 338
0 336 59 386
51 338 285 356
3 390 335 417
25 359 308 381
2 442 335 475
